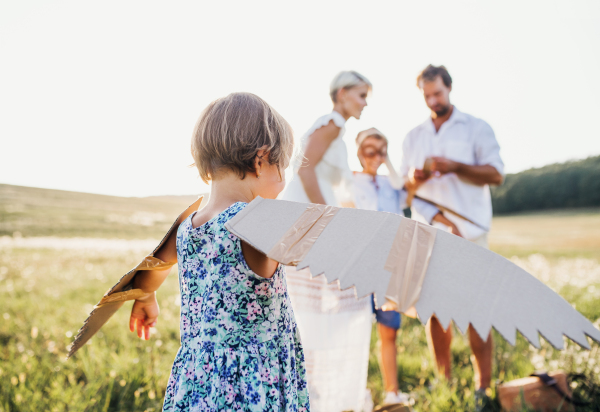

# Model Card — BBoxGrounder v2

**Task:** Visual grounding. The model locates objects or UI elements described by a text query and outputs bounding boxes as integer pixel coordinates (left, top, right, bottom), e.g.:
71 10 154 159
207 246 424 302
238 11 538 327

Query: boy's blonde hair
355 127 388 148
191 93 294 183
329 71 372 103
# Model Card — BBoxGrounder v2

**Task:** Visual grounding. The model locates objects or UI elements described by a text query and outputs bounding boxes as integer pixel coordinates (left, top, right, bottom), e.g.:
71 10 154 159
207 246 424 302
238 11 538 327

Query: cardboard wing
225 197 600 350
67 196 204 358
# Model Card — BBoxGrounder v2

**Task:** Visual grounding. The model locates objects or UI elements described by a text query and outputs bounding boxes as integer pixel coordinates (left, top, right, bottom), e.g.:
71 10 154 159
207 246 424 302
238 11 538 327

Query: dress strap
307 112 346 137
330 111 346 128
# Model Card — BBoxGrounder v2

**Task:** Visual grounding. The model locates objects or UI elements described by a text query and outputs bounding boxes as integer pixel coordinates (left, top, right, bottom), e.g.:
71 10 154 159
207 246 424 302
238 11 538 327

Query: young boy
353 128 458 405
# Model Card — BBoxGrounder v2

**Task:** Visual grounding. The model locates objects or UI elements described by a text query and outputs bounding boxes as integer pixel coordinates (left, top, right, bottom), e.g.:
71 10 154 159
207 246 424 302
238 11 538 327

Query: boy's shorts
371 296 401 330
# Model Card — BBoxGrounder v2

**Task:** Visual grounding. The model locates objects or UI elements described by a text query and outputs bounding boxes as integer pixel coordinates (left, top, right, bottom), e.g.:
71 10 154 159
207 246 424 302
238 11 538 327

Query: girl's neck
192 173 260 229
361 169 378 178
208 175 255 208
194 175 256 228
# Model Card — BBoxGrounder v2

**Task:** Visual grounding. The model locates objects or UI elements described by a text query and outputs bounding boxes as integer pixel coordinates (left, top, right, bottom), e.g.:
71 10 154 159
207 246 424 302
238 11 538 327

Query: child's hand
432 212 463 238
129 292 159 340
407 167 430 191
447 222 463 238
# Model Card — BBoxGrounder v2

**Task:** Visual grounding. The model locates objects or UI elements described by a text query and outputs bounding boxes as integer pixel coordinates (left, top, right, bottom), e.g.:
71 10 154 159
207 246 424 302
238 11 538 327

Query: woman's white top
282 111 353 206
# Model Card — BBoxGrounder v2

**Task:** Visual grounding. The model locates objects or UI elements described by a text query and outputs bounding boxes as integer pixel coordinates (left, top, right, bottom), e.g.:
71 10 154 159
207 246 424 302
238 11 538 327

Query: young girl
353 128 458 406
128 93 310 411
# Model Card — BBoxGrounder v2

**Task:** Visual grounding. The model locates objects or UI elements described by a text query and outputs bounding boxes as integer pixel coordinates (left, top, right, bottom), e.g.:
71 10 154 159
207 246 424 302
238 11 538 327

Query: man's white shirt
400 107 504 240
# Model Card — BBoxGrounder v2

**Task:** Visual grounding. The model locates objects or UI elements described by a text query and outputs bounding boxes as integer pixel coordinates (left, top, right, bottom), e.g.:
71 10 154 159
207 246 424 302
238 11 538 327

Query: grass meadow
1 184 599 411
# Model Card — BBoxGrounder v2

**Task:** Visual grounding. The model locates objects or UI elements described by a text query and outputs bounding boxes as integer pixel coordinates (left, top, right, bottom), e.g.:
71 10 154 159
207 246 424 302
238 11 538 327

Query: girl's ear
253 147 269 178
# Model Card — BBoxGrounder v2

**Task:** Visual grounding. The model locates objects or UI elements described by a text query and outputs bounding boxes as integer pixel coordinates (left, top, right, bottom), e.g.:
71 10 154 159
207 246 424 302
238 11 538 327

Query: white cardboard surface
226 197 600 349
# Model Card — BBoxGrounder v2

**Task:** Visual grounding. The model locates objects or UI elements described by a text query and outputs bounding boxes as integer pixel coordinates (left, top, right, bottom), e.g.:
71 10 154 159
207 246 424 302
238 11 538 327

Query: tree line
491 155 600 214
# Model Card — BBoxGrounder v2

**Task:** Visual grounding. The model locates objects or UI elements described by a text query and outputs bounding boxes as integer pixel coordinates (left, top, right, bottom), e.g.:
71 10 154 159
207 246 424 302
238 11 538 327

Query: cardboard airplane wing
226 197 600 350
67 197 203 358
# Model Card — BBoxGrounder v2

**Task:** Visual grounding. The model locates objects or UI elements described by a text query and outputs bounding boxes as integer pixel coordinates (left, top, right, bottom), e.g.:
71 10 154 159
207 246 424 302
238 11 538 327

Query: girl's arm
129 230 178 340
385 156 404 190
241 241 279 279
297 120 340 205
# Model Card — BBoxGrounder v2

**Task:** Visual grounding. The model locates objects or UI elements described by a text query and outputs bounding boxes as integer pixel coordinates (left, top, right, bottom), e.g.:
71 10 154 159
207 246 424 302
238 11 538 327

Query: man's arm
430 158 503 186
431 120 504 186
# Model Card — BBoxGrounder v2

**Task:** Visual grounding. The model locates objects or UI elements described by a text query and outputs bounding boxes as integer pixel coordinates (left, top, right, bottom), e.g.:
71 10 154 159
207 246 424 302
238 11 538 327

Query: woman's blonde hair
329 71 372 103
191 92 294 183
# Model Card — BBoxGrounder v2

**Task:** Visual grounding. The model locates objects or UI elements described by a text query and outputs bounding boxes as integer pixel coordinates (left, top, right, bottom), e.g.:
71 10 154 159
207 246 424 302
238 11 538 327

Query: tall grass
0 248 183 411
1 184 599 410
2 248 598 411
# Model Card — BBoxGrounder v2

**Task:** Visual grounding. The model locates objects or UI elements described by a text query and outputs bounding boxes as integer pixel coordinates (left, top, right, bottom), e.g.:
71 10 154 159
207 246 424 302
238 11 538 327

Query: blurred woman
281 71 373 412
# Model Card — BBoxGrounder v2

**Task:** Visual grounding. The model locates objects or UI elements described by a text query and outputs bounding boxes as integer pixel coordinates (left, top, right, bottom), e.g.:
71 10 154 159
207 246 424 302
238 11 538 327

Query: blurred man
400 65 504 406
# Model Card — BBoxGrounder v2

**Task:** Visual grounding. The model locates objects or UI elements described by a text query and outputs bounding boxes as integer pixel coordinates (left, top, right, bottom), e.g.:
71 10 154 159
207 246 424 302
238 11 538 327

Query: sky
1 0 599 197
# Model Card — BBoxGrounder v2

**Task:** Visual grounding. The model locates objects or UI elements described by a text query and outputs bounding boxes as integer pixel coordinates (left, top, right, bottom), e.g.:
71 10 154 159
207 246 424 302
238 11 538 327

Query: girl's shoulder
353 172 392 185
352 171 370 185
216 202 247 226
377 175 400 192
376 174 391 184
181 202 248 238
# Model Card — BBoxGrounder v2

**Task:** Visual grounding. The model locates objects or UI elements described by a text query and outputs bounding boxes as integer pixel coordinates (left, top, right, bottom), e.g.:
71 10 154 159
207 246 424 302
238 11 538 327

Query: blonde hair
355 127 388 148
191 92 294 183
329 71 372 103
356 128 388 169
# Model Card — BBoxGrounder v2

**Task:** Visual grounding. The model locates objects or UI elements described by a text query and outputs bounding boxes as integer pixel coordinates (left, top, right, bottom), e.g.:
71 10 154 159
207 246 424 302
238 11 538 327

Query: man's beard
434 104 451 117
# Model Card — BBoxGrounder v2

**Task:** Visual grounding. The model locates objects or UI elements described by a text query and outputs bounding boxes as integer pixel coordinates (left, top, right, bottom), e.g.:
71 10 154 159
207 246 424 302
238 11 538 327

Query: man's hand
430 157 503 186
431 156 459 175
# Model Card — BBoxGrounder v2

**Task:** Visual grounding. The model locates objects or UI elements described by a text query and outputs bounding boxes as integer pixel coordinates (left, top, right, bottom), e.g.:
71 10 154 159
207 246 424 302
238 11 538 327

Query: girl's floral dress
163 202 310 412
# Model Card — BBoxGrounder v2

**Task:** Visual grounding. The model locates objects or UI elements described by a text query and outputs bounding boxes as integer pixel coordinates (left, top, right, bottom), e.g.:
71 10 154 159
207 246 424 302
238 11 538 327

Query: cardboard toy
68 197 203 358
225 197 600 350
384 156 488 230
412 194 489 231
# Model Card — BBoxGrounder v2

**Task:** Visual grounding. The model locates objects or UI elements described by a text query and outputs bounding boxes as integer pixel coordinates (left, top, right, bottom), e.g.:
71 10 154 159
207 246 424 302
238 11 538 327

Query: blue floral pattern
163 202 309 412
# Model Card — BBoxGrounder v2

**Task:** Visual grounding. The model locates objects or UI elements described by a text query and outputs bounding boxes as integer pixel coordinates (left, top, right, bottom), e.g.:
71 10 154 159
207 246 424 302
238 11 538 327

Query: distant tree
491 155 600 214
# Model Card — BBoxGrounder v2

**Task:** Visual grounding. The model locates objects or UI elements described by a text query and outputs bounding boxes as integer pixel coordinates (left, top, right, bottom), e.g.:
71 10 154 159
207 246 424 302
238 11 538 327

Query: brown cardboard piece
67 196 203 358
226 197 600 350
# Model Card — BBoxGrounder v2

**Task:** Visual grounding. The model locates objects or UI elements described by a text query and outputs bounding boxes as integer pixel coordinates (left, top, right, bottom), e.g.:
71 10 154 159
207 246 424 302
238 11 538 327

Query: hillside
0 184 204 239
3 183 600 260
491 155 600 214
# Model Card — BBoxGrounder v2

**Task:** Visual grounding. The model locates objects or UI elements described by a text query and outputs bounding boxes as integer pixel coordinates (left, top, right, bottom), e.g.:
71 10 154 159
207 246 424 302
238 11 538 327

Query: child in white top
352 128 457 405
